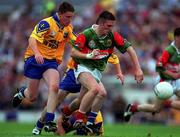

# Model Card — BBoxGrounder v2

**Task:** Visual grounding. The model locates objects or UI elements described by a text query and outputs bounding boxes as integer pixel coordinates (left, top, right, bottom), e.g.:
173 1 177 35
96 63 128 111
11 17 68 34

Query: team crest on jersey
36 20 50 33
106 39 112 47
50 31 56 36
88 40 96 48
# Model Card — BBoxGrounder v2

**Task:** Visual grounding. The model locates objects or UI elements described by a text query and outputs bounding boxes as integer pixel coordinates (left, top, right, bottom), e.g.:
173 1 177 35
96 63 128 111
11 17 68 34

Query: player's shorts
74 65 102 83
60 69 81 93
24 56 58 79
156 76 180 93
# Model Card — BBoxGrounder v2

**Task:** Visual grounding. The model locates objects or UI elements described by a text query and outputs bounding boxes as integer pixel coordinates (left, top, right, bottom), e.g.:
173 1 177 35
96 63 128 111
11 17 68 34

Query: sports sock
131 104 138 112
61 106 73 116
163 100 172 108
87 111 98 125
18 87 26 99
36 119 45 129
70 111 86 126
45 112 55 123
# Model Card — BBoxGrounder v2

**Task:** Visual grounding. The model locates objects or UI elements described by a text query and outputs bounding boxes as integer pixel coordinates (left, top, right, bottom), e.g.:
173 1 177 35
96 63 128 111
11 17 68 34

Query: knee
91 86 106 97
49 83 59 93
98 89 107 98
29 95 38 102
91 85 101 95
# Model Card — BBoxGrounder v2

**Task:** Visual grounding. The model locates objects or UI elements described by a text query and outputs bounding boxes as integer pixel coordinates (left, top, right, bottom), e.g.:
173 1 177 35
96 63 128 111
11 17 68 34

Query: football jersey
67 53 119 69
156 41 180 80
24 13 76 64
73 25 131 71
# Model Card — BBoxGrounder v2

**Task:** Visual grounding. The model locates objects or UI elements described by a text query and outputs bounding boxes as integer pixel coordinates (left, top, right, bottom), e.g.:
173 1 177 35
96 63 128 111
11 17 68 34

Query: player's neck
95 26 106 37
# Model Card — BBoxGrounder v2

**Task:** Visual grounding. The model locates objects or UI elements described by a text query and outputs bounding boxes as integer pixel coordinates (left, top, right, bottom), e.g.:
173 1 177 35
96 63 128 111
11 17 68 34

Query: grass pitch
0 122 179 137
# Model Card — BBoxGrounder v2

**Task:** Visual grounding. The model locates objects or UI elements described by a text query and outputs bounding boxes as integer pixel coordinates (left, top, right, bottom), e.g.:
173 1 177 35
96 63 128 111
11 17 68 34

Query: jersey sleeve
30 20 50 43
156 46 175 72
113 32 131 53
107 54 119 64
73 34 86 50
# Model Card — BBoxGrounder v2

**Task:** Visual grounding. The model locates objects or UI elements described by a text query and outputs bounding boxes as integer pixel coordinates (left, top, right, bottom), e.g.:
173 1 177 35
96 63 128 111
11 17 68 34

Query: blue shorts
24 56 58 79
60 69 81 93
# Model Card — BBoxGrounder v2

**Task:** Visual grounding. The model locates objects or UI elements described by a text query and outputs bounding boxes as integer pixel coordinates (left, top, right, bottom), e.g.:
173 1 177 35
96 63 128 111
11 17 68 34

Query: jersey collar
171 41 180 54
52 13 64 30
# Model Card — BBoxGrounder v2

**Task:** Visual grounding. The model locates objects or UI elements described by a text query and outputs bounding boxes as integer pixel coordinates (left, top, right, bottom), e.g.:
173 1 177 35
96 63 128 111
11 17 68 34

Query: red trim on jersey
74 34 86 49
159 50 170 65
113 32 124 46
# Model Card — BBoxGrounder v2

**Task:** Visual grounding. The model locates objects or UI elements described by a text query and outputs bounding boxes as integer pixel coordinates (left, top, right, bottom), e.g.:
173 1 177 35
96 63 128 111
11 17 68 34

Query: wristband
86 53 94 59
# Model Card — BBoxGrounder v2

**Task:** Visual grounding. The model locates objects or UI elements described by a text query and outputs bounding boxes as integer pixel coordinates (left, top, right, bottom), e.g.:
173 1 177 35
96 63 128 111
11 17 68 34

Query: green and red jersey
73 25 131 71
156 41 180 80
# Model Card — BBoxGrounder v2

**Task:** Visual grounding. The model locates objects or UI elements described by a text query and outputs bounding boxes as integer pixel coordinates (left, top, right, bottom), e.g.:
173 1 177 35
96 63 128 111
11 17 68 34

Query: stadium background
0 0 180 133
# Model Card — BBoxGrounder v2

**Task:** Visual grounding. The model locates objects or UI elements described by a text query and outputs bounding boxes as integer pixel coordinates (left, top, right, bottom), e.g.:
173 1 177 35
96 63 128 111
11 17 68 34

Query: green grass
0 122 180 137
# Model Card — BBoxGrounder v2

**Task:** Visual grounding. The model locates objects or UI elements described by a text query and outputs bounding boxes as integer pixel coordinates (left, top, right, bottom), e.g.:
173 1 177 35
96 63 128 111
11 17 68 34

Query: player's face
101 20 115 35
175 36 180 49
60 11 74 26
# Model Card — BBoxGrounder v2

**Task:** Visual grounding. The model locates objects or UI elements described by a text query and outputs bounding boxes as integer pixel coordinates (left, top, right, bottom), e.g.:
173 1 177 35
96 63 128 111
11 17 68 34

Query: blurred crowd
0 0 179 124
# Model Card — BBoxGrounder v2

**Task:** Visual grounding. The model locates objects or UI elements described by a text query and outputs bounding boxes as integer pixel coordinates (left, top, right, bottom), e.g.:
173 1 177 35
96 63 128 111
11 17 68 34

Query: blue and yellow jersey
24 13 76 63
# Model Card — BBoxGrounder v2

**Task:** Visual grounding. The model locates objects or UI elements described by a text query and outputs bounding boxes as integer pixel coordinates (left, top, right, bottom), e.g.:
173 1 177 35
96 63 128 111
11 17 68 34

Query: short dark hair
58 2 75 14
96 11 115 24
174 27 180 37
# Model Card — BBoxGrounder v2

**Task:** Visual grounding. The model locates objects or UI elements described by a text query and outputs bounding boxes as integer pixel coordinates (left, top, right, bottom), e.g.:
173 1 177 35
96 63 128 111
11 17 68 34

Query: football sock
18 87 26 99
36 119 44 129
163 100 172 108
45 112 55 123
62 106 73 116
70 111 86 126
87 111 98 125
75 110 86 121
131 104 138 112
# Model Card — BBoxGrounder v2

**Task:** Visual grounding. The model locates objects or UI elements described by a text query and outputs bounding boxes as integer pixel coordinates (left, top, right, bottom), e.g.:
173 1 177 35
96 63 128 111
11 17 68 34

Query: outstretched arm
127 46 143 83
108 54 124 84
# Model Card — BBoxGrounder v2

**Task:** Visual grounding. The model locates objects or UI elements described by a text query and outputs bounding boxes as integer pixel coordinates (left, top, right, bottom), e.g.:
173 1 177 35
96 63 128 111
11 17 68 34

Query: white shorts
155 76 180 93
74 65 102 83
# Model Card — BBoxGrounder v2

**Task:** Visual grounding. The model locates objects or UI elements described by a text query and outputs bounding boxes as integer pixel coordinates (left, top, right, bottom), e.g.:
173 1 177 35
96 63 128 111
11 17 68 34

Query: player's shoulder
165 43 177 53
36 18 50 33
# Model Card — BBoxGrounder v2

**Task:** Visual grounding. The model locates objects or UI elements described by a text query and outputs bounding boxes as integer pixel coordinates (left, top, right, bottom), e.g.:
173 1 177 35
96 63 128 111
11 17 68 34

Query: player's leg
85 82 106 135
56 69 82 135
73 72 101 125
32 90 68 135
42 68 59 132
169 79 180 110
61 86 87 117
60 69 82 117
12 56 42 107
12 78 40 107
124 99 163 122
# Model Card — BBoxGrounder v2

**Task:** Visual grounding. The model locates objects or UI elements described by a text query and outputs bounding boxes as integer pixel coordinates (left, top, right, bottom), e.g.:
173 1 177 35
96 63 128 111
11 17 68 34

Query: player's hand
116 73 124 85
134 69 143 84
35 53 44 64
86 49 100 59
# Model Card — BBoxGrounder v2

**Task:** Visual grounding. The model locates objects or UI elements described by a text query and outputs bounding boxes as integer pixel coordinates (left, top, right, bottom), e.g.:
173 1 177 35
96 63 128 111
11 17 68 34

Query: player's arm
113 32 143 83
29 20 50 64
162 70 180 79
58 43 72 79
28 37 44 64
71 34 99 59
108 54 124 84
